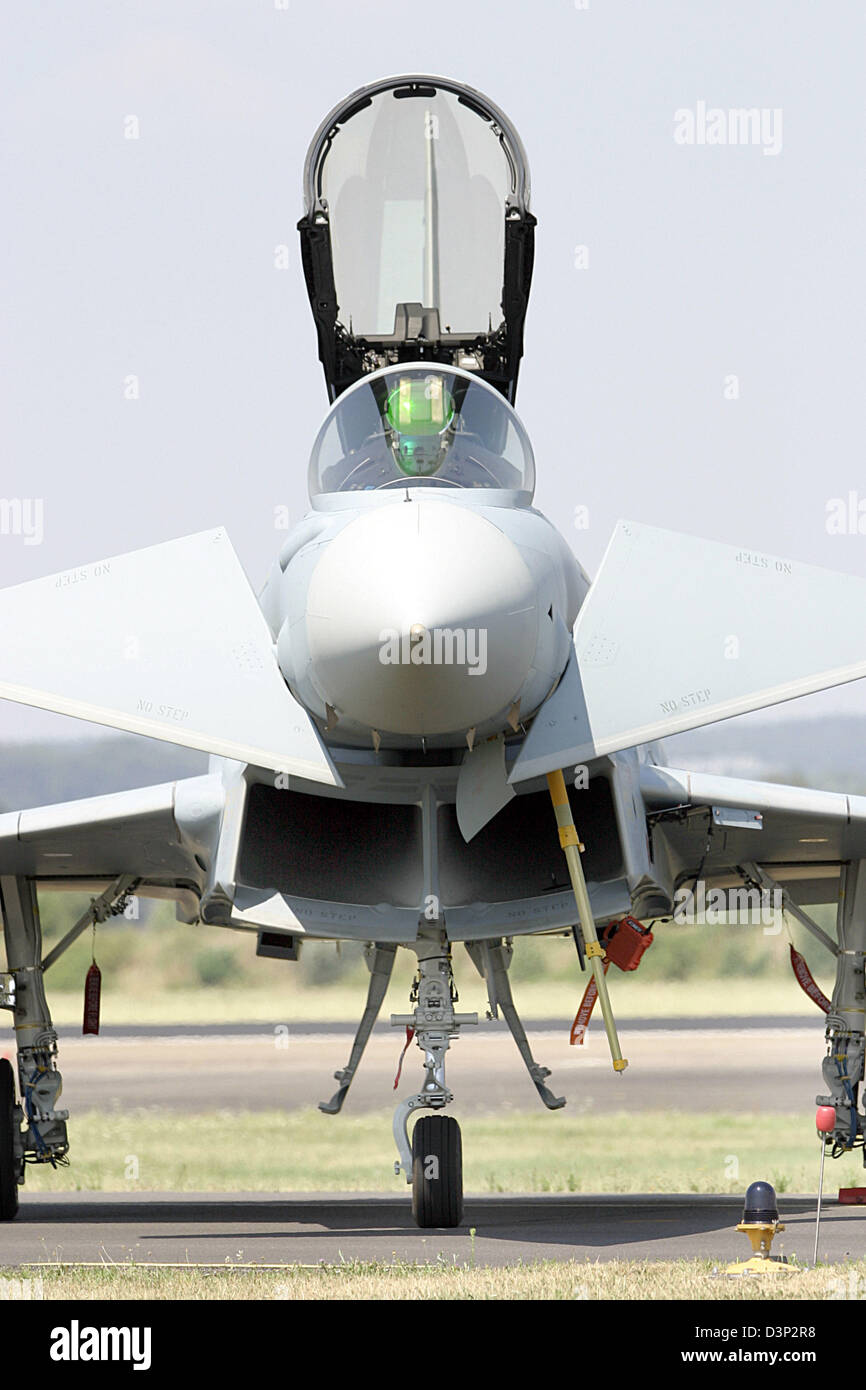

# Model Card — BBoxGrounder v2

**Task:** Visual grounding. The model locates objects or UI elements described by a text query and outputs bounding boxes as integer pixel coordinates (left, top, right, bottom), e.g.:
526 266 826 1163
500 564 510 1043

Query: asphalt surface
1 1021 825 1114
0 1019 854 1268
51 1015 819 1037
4 1192 865 1267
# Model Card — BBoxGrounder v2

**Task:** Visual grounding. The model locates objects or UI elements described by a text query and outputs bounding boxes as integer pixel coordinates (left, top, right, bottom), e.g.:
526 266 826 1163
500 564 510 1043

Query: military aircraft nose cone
304 500 538 737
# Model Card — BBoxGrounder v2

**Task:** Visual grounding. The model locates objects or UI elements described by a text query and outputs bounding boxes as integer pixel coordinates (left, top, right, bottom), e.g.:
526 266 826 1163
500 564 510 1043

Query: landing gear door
299 75 535 404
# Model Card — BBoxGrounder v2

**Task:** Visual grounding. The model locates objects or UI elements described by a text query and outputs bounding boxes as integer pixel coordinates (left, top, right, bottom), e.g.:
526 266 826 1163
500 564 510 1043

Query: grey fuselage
259 487 589 753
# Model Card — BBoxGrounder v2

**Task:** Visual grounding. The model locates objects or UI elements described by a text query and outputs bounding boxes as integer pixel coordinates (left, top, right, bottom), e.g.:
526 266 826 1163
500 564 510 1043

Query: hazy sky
2 0 865 747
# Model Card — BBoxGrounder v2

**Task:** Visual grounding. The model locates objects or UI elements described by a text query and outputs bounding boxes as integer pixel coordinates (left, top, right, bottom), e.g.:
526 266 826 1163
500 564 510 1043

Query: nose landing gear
391 930 476 1228
322 925 567 1228
388 927 571 1226
318 766 630 1229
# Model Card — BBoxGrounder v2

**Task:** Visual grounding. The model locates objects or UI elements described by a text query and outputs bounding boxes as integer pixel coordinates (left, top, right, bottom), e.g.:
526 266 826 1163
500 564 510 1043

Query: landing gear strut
0 876 68 1218
813 861 866 1156
318 943 397 1115
0 873 136 1218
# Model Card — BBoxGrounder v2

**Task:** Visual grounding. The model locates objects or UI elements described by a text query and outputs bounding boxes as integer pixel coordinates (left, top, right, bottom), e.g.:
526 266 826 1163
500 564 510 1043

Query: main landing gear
0 876 68 1220
0 873 136 1220
0 1057 22 1221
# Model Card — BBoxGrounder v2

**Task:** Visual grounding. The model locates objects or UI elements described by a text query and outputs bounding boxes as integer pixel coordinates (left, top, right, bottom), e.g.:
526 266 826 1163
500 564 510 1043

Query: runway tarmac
0 1021 823 1114
0 1020 853 1269
53 1015 818 1037
4 1192 864 1267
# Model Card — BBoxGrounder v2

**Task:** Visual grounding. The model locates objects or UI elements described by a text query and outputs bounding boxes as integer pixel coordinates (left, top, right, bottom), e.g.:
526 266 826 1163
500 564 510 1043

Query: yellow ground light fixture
546 768 627 1073
725 1181 796 1276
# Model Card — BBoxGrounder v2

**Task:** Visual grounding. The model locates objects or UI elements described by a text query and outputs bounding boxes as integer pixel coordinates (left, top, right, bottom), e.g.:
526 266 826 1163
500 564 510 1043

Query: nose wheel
412 1113 463 1228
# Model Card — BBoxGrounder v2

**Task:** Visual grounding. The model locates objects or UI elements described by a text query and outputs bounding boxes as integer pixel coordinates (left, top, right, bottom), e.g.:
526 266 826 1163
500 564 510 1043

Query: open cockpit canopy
299 75 534 404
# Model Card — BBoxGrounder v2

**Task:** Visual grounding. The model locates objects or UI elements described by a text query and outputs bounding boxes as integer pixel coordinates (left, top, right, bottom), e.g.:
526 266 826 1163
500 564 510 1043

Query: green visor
385 377 456 476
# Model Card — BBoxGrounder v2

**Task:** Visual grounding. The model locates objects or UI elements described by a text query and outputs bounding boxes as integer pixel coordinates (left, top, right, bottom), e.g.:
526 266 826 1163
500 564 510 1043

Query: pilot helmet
384 374 456 477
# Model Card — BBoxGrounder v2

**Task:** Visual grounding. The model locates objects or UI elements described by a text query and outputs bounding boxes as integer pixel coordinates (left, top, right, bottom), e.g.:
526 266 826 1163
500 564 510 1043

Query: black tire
0 1058 20 1221
411 1114 463 1228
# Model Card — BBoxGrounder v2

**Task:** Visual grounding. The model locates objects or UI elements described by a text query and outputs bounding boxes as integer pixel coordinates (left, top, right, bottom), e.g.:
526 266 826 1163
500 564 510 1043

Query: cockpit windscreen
308 367 536 498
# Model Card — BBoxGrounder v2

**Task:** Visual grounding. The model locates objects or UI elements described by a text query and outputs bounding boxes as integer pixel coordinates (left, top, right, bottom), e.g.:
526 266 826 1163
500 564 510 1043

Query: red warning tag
393 1026 414 1089
789 944 831 1014
83 962 102 1035
570 962 610 1045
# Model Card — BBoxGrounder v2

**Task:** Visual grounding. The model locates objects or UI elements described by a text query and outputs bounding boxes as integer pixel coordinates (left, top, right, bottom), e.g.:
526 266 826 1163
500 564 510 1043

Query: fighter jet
2 74 866 1227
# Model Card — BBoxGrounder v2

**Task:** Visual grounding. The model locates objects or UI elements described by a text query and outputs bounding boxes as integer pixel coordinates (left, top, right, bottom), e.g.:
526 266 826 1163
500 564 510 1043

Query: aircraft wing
640 760 866 909
511 520 866 784
0 529 342 787
0 773 225 918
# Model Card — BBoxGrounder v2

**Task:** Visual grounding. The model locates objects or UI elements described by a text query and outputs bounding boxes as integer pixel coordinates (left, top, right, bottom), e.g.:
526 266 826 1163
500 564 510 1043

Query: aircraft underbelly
200 760 633 943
